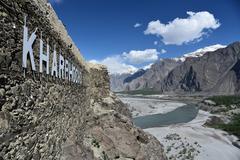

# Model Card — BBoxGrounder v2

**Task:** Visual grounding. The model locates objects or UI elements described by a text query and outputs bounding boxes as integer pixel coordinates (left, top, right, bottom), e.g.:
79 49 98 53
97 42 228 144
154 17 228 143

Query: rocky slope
159 42 240 95
123 69 146 84
0 0 166 159
81 65 166 160
111 59 182 92
110 73 130 92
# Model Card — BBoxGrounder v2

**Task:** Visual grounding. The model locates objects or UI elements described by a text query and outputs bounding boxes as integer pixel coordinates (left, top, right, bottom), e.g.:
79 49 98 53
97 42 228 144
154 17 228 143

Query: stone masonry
0 0 166 159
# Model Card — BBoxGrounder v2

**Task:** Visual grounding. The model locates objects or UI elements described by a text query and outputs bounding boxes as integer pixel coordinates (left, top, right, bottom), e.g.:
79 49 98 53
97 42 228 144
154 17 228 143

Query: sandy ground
119 97 186 117
145 110 240 160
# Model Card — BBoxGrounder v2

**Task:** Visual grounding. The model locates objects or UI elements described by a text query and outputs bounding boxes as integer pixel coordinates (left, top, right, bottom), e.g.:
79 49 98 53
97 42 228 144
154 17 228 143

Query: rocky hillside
159 42 240 95
111 59 182 92
0 0 166 159
83 65 166 160
110 73 130 92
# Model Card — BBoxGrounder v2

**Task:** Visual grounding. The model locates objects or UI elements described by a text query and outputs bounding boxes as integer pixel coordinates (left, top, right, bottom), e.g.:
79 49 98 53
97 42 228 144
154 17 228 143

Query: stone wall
0 0 90 159
0 0 166 159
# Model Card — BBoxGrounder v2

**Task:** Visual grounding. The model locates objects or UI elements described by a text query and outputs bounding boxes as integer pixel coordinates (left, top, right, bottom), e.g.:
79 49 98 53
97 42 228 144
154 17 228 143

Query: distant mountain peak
173 44 226 62
183 44 226 57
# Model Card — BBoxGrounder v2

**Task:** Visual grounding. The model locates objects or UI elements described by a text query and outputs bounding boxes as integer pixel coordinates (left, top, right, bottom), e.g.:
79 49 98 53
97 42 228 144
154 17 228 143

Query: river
133 104 199 129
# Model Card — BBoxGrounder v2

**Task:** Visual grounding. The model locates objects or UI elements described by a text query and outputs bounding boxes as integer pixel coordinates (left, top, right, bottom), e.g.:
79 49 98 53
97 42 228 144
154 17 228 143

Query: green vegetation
205 96 240 138
91 138 100 148
101 151 109 160
207 95 240 106
116 89 162 95
211 114 240 138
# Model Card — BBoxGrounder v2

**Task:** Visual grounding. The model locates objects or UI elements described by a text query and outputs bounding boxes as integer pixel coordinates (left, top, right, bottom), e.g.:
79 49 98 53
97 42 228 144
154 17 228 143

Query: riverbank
199 95 240 137
145 110 240 160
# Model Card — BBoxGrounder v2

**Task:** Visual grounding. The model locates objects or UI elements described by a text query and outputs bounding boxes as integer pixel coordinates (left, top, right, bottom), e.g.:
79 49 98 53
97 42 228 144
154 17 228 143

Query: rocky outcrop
110 59 181 92
179 66 201 92
82 65 166 160
0 0 166 159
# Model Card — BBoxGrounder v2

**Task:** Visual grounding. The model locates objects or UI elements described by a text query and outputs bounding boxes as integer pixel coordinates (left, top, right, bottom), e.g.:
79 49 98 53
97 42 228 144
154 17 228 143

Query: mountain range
110 42 240 95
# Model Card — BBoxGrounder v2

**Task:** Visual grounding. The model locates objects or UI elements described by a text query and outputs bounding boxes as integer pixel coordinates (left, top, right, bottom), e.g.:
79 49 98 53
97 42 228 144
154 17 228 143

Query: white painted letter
22 17 37 71
69 63 74 82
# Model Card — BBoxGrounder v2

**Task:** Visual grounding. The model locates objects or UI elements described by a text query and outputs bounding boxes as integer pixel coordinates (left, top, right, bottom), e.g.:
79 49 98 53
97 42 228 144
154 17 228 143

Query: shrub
208 95 240 106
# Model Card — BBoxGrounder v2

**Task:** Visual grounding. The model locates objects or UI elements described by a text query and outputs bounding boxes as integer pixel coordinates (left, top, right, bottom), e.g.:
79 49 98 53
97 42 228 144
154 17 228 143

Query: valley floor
119 94 240 160
145 110 240 160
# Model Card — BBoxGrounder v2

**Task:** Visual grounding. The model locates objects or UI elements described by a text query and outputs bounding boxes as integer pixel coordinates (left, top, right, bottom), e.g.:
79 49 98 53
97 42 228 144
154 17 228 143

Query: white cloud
160 49 167 54
122 49 159 64
89 56 138 74
154 41 158 45
89 49 161 74
144 11 220 45
134 23 142 28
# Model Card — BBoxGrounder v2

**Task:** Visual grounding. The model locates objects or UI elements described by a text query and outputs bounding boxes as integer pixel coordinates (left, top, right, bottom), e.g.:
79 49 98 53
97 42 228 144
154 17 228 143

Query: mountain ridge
111 42 240 95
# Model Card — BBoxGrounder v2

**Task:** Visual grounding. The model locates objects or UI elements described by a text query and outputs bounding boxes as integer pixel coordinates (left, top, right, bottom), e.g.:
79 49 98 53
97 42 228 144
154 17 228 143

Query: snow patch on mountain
173 44 226 62
143 63 154 70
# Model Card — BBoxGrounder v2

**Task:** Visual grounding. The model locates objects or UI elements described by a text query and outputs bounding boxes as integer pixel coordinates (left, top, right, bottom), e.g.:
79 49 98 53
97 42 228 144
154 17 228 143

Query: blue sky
50 0 240 74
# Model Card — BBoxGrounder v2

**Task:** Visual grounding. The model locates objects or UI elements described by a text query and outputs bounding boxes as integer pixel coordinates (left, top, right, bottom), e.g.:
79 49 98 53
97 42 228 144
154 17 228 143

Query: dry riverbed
119 96 186 117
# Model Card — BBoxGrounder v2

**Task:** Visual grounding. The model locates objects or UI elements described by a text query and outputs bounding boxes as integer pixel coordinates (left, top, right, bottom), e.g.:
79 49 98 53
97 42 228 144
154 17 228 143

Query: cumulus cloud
160 49 167 54
134 23 142 28
122 49 159 64
144 11 220 45
89 56 138 74
89 49 161 74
